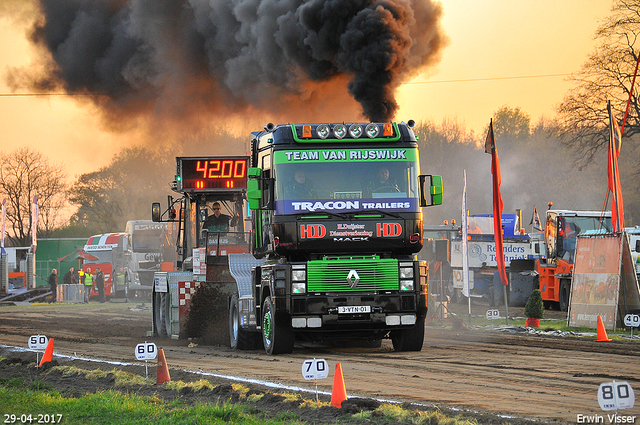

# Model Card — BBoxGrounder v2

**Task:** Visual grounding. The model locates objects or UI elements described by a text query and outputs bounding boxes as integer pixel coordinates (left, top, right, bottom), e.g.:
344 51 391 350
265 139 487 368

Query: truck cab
536 210 612 310
123 220 169 298
83 233 127 298
236 121 443 354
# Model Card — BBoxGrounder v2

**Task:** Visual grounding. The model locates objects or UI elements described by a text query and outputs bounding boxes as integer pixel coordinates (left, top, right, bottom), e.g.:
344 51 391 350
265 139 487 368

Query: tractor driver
203 201 231 233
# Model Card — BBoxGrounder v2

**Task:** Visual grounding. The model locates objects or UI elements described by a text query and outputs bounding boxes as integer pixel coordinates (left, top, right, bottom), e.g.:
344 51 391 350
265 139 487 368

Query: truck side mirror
247 167 274 210
247 167 262 210
152 202 161 222
419 175 443 207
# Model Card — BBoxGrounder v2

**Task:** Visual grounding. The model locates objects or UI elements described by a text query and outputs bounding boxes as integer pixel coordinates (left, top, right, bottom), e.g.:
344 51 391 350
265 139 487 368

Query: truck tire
154 291 171 337
161 291 171 337
262 296 294 355
124 276 132 300
391 317 425 352
559 280 571 312
229 293 262 350
153 291 166 337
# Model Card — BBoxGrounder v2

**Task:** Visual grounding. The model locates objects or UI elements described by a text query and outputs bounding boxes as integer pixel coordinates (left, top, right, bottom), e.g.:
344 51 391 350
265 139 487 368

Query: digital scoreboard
176 157 249 192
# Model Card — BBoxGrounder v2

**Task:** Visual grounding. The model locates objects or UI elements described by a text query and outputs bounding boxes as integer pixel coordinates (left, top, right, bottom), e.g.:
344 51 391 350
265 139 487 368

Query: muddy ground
0 301 639 424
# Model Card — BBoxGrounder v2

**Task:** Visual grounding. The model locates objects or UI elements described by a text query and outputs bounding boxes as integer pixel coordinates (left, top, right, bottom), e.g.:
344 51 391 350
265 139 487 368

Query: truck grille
307 257 399 292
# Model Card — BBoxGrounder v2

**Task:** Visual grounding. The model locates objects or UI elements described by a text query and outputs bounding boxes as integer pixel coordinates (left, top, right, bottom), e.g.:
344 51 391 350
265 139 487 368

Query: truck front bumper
286 292 426 332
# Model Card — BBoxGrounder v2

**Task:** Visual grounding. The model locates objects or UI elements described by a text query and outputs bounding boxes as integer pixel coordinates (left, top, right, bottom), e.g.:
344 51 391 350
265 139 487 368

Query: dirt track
1 301 639 423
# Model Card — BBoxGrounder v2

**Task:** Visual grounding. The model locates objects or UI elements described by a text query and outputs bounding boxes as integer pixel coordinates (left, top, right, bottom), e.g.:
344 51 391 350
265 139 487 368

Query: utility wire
0 73 572 95
404 73 571 84
0 92 107 97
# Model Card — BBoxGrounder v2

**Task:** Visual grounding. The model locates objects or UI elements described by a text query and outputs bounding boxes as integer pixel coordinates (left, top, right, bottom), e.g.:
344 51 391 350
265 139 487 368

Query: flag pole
485 119 509 325
461 170 471 325
607 101 624 232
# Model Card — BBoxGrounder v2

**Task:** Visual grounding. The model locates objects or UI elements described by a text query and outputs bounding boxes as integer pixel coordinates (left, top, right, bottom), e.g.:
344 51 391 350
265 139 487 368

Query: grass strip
0 386 297 424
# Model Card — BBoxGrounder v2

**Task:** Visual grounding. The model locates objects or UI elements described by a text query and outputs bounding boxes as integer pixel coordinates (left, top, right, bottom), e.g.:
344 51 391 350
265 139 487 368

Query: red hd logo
376 223 402 237
300 224 327 239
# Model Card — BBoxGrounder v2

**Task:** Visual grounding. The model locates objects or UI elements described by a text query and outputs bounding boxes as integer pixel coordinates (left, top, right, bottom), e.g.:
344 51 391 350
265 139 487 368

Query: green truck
152 120 443 354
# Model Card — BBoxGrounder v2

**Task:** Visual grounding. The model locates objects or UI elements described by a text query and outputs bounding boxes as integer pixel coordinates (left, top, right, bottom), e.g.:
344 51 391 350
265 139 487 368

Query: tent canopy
57 249 98 262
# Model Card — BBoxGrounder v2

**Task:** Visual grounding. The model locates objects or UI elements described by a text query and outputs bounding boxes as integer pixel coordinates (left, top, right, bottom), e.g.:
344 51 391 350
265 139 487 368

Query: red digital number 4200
195 160 246 179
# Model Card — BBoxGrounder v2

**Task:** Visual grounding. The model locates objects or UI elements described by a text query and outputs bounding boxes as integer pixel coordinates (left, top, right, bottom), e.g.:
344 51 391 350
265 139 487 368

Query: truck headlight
399 266 413 279
400 280 414 291
292 265 306 294
292 282 306 294
292 269 306 282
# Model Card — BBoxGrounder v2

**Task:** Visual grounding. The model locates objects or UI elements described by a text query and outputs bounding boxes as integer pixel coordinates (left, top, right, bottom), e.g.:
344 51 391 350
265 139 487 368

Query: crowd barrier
56 284 86 303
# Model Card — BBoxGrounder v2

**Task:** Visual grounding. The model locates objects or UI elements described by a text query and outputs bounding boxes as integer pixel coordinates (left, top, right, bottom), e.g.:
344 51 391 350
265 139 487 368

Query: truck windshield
132 230 163 252
84 250 113 264
553 215 612 262
273 148 420 215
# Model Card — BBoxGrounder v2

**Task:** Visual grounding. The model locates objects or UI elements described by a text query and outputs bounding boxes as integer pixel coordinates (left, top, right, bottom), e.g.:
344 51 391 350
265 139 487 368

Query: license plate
338 306 371 314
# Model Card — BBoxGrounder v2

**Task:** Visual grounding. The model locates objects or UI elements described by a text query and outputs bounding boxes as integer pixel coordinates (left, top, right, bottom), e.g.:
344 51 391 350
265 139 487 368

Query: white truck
625 226 640 279
122 220 169 297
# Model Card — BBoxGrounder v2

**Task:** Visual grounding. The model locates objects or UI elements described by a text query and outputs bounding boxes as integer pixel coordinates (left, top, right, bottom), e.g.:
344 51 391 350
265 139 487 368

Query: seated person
285 169 317 199
561 222 580 263
203 201 231 233
364 166 400 196
467 219 483 234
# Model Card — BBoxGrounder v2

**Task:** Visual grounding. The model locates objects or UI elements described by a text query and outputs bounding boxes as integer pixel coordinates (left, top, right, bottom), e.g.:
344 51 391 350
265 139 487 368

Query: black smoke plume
11 0 446 125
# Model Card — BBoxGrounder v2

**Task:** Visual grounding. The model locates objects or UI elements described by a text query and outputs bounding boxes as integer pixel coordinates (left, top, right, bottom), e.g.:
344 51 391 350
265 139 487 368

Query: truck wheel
153 292 166 337
559 280 570 312
262 296 294 355
155 291 171 337
124 278 130 300
229 293 261 350
161 291 171 337
391 317 425 352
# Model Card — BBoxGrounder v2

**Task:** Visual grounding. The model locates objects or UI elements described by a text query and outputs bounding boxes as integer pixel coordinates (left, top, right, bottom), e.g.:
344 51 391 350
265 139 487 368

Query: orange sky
0 0 614 181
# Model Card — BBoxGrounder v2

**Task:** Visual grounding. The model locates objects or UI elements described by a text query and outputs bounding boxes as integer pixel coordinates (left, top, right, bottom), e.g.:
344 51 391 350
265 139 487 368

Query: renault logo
346 270 360 289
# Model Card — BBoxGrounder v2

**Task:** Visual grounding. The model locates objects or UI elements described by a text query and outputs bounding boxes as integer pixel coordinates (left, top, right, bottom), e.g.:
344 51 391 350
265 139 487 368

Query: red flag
607 101 624 232
486 119 509 286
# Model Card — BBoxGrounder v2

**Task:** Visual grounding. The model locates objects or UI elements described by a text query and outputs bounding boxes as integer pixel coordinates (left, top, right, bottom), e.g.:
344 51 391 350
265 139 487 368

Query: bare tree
556 0 640 165
0 147 67 245
68 146 174 232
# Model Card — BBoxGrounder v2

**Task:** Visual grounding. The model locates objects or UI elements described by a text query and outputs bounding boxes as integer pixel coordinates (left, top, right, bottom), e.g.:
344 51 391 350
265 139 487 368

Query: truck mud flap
228 253 265 298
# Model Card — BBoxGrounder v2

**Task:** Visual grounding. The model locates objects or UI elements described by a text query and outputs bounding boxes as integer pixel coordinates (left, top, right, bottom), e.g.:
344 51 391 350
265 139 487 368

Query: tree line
2 0 640 243
1 105 637 247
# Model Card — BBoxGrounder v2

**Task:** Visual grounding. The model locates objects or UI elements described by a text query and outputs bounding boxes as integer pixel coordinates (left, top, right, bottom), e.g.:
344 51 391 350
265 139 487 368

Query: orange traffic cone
156 348 171 384
330 362 347 408
38 338 54 368
595 315 612 342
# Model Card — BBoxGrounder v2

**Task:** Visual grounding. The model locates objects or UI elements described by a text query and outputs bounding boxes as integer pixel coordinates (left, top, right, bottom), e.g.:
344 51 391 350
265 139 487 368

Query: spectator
48 269 58 304
95 268 105 303
63 266 76 285
83 269 93 303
